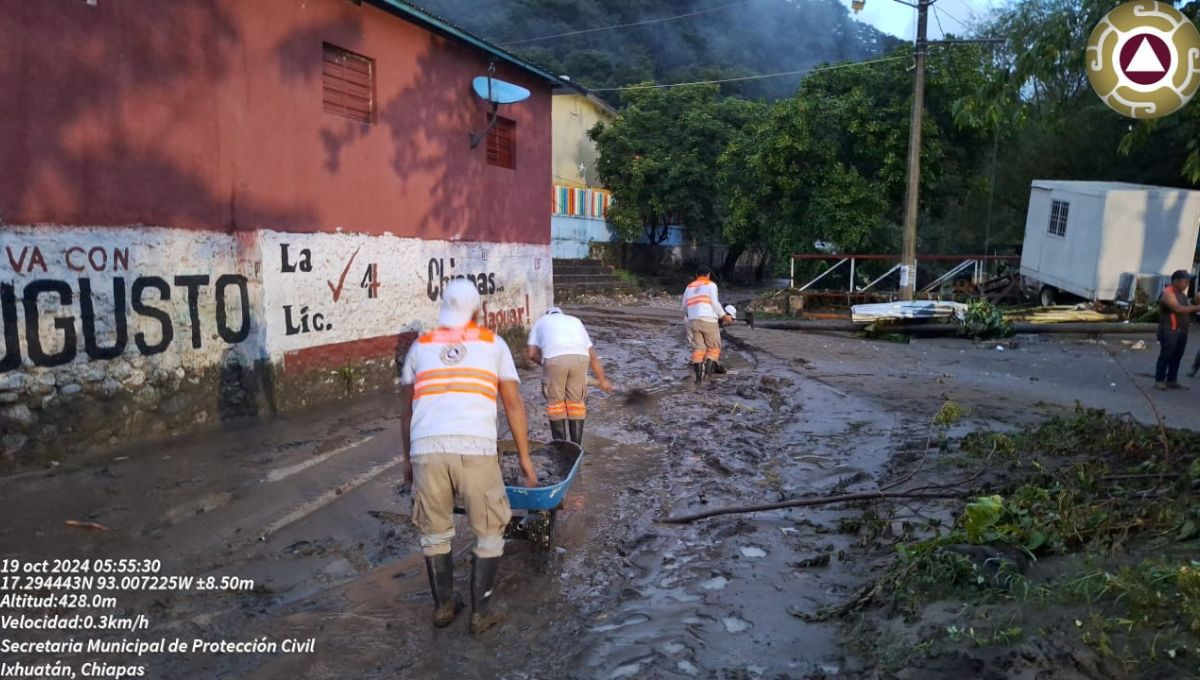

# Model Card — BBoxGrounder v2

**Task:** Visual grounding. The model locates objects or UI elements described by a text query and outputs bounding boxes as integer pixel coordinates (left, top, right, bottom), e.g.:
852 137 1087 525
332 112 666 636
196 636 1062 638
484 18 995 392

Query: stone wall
0 226 552 469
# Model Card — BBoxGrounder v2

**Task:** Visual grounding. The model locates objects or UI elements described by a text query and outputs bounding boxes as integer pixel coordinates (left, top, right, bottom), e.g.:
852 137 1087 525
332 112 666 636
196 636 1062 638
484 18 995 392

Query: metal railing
789 254 1020 292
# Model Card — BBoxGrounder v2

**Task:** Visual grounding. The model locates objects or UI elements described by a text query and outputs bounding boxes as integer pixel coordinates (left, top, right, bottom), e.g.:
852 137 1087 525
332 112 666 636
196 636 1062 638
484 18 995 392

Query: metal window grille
1048 199 1069 237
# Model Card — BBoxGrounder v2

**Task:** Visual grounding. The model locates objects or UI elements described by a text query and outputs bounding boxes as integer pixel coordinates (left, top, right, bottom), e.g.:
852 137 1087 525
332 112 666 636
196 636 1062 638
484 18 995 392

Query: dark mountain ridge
413 0 905 100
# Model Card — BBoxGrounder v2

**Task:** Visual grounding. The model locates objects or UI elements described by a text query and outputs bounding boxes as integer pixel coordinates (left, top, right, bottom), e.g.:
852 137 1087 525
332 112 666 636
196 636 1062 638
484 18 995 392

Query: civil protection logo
1087 1 1200 119
439 343 466 365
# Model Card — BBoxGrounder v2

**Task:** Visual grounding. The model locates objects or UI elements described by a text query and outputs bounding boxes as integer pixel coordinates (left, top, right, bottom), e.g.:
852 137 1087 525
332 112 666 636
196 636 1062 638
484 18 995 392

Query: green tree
588 84 756 249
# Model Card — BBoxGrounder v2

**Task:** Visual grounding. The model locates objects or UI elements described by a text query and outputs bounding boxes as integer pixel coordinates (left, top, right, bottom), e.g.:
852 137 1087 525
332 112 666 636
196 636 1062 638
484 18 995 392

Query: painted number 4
360 263 379 299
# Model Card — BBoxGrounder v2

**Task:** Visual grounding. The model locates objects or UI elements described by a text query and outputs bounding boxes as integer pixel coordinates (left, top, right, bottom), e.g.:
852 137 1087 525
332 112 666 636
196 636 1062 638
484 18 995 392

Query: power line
934 4 973 32
588 55 907 92
932 5 947 37
501 0 754 46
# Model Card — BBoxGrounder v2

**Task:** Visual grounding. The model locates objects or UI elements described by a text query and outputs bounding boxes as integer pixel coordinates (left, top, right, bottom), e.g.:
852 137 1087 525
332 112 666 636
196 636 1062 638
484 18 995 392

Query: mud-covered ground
1 299 1196 679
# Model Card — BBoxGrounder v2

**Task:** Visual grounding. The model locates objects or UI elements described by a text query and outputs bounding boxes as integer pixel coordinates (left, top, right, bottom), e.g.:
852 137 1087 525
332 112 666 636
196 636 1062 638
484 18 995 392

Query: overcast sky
854 0 1001 40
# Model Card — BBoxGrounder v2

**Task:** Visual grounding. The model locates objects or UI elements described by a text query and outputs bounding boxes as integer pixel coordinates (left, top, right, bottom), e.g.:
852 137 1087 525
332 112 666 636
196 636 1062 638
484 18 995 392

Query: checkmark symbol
327 247 360 303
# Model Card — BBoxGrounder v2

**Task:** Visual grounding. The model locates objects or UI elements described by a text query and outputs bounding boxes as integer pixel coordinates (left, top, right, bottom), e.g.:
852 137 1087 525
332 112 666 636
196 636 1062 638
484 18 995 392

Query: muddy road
1 303 1192 678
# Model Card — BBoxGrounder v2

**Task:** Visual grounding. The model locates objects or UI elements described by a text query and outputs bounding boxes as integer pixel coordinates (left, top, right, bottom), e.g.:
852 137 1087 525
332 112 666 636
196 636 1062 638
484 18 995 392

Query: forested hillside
417 0 1200 275
415 0 903 100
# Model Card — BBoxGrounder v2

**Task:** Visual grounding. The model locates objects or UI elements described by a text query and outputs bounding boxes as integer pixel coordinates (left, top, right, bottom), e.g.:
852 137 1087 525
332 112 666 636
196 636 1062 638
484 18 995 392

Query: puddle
700 576 729 590
739 546 767 558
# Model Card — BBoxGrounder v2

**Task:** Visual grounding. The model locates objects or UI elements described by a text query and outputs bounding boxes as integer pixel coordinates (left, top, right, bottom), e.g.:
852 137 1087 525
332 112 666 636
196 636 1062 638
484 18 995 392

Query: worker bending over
1155 270 1200 390
682 266 733 384
527 307 613 445
400 279 538 634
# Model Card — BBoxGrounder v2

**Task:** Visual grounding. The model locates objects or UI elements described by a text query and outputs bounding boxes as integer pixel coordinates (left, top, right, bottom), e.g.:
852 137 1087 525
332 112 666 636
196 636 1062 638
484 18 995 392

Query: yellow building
551 85 618 259
552 87 616 189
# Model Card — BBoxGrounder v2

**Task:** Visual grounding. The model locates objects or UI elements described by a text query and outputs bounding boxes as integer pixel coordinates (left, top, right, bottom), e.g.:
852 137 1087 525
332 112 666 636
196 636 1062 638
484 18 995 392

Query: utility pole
899 0 930 301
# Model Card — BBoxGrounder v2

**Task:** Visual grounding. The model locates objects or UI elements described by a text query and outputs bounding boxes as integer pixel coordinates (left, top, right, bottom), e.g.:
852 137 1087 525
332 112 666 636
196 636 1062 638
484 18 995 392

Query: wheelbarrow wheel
532 510 559 574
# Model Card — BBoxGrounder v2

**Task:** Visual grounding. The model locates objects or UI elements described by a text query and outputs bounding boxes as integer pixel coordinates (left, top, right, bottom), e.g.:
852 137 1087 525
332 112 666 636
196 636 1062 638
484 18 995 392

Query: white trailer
1019 180 1200 305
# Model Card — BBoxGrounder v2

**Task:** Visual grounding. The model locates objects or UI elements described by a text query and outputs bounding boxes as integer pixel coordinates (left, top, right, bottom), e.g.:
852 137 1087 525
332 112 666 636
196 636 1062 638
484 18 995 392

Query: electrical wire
932 5 947 37
587 55 907 92
934 4 973 33
501 0 755 46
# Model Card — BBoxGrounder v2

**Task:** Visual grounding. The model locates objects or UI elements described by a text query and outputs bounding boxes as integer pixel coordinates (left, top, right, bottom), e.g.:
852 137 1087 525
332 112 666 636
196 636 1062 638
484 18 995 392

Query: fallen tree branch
1103 346 1171 466
657 491 961 524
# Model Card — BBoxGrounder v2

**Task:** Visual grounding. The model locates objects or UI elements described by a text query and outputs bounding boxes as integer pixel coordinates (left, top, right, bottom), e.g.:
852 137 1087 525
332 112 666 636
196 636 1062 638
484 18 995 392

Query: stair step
554 265 616 276
554 281 636 293
554 274 627 285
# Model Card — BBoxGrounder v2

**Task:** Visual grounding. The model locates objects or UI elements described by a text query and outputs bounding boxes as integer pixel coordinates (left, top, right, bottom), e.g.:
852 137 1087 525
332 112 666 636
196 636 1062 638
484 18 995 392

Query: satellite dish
472 76 530 105
470 63 531 149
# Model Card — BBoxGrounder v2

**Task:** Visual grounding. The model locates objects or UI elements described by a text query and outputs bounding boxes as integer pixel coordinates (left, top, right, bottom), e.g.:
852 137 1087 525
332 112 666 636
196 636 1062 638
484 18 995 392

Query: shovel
588 377 667 414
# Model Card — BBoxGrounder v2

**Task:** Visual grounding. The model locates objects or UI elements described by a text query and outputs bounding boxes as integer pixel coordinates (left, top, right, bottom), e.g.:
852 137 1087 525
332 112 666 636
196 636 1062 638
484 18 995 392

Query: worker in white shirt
400 278 537 634
527 307 613 445
682 266 733 384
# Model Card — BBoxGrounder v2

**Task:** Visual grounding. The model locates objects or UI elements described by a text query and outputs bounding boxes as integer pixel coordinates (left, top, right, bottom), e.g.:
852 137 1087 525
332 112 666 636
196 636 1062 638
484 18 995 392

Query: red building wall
0 0 552 245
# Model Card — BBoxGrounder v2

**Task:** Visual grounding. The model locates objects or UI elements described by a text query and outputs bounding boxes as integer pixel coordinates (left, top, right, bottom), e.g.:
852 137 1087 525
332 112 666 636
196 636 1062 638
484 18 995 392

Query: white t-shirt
401 324 519 456
528 312 593 359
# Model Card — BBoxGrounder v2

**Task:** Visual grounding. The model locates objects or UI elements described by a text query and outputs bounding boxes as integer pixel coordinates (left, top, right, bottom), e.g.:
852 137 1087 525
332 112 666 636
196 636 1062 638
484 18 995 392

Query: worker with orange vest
400 278 538 634
527 307 613 445
683 266 733 384
1156 270 1200 390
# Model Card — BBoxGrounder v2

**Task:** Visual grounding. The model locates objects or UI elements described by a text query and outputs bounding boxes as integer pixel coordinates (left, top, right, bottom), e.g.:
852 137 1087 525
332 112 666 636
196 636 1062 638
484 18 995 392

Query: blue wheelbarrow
502 440 583 558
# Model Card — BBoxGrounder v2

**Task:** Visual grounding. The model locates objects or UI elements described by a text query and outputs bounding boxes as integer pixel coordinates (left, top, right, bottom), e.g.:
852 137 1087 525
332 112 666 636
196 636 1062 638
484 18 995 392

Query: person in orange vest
1155 270 1200 390
682 266 733 384
400 279 538 634
527 307 613 445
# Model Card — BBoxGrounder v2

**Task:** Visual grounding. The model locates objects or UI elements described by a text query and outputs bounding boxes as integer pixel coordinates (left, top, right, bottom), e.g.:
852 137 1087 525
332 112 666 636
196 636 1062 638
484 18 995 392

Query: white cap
438 279 481 328
545 306 563 315
724 304 737 319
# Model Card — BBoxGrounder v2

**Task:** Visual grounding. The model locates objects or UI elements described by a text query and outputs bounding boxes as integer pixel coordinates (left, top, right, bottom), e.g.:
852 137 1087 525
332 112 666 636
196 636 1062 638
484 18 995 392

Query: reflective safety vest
683 276 721 320
1160 287 1192 334
401 322 519 454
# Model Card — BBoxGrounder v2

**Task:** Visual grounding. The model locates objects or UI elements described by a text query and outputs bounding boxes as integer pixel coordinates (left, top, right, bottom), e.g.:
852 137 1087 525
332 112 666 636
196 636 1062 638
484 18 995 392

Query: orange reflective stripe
413 384 497 400
566 401 586 417
686 295 712 306
415 367 498 382
418 322 495 344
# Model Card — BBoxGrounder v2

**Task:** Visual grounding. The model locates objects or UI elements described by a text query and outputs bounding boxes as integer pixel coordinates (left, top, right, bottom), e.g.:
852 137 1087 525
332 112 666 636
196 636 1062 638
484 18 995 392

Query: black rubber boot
549 419 568 441
704 359 718 380
692 362 704 384
567 419 584 446
712 362 727 375
424 553 462 628
469 556 505 634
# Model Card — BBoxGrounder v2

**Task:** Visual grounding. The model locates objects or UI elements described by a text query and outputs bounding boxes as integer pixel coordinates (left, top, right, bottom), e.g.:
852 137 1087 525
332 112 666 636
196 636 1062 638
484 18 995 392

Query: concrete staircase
553 258 635 298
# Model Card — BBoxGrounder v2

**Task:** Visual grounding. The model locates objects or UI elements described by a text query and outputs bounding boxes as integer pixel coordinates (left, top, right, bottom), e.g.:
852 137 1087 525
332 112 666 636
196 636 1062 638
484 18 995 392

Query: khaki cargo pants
411 453 512 558
687 319 721 363
543 354 589 420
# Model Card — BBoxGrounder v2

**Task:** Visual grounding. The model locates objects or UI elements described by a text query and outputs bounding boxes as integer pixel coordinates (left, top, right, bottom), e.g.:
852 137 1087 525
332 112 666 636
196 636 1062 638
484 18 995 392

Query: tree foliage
426 0 1200 277
588 84 759 245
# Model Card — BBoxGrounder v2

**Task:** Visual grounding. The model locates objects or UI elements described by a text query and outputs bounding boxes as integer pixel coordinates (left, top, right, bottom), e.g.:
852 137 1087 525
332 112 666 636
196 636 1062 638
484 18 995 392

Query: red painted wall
0 0 551 245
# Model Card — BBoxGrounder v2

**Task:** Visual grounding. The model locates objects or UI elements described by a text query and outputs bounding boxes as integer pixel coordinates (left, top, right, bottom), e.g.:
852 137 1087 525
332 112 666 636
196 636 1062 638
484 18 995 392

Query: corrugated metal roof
370 0 566 88
1032 180 1198 194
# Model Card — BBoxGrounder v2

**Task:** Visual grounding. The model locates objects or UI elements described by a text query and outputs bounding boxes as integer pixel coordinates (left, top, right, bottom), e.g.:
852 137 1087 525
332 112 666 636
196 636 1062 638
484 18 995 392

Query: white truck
1019 180 1200 306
